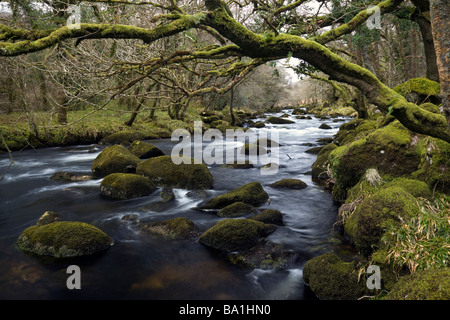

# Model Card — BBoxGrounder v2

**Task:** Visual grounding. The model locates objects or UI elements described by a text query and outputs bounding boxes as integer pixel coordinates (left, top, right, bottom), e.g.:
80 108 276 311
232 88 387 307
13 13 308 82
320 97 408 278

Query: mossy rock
136 156 213 190
239 143 268 156
329 121 422 198
217 202 256 217
344 186 420 256
311 143 338 181
249 209 283 226
305 146 323 154
37 211 60 226
386 268 450 300
333 119 379 146
227 242 294 269
50 171 92 182
265 116 295 124
16 221 113 258
269 178 307 189
381 177 432 199
319 123 332 130
221 160 254 169
253 121 266 128
199 219 276 252
128 140 164 159
139 217 196 240
91 145 142 178
393 77 441 104
99 130 148 146
316 137 333 145
303 253 368 300
197 182 269 209
419 102 441 114
160 187 175 202
100 173 156 200
256 137 279 148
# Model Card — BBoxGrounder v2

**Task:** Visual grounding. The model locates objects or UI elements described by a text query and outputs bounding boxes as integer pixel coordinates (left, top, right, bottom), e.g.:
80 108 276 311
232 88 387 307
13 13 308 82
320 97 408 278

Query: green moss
217 201 256 217
269 178 307 189
249 209 283 226
99 130 148 146
136 155 213 190
303 253 369 300
386 268 450 300
199 218 276 252
100 173 156 200
381 177 432 199
128 140 164 159
36 211 60 226
311 143 338 181
393 77 440 98
91 144 142 178
198 182 269 209
139 217 196 240
16 221 113 258
344 186 420 256
419 102 441 114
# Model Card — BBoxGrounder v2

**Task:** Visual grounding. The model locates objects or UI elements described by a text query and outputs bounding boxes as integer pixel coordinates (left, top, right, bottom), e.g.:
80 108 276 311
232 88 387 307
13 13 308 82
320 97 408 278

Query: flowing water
0 110 350 300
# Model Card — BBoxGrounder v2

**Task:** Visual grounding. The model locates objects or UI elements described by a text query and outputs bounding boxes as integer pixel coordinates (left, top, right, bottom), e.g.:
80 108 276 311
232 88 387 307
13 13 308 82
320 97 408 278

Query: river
0 109 349 300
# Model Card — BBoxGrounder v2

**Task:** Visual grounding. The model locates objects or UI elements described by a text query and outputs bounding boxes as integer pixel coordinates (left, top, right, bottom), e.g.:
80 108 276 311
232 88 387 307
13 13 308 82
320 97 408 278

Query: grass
0 103 205 152
381 193 450 274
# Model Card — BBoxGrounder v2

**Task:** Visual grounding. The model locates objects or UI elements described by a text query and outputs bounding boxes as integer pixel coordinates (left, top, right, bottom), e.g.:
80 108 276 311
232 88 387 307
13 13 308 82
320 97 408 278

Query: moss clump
419 102 441 114
333 119 379 146
100 173 156 200
311 143 337 181
91 144 141 178
386 268 450 300
136 155 213 190
139 217 196 240
303 253 368 300
217 202 256 217
198 182 269 209
249 209 283 226
265 116 295 124
329 121 421 199
128 140 164 159
16 221 113 258
393 77 441 104
344 186 420 256
269 178 307 189
381 177 432 199
99 130 148 146
199 218 276 252
36 211 60 226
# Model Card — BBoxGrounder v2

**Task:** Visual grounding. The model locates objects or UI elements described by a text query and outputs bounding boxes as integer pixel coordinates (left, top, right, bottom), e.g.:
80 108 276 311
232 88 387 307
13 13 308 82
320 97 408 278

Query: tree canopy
0 0 449 142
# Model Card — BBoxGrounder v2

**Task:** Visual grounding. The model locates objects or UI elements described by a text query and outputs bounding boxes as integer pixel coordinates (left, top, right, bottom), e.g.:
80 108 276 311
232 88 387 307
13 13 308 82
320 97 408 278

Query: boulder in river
128 140 164 159
91 144 141 178
136 155 213 190
265 116 295 124
197 182 269 209
50 171 92 182
100 173 156 200
199 218 276 252
269 178 307 189
99 130 152 147
139 217 196 240
319 123 332 130
249 209 284 226
217 201 256 217
16 213 113 258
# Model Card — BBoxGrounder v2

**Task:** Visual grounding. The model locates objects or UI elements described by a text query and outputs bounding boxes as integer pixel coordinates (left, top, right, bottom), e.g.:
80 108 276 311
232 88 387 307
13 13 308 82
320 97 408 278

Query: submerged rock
36 211 60 226
91 145 141 178
199 218 276 252
269 178 307 189
136 156 213 190
100 173 156 200
197 182 269 209
16 217 113 258
160 187 175 202
50 171 92 182
139 217 196 240
128 140 164 159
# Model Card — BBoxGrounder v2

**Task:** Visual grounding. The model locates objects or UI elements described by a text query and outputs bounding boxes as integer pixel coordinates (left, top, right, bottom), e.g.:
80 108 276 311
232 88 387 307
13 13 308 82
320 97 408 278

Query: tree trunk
430 0 450 124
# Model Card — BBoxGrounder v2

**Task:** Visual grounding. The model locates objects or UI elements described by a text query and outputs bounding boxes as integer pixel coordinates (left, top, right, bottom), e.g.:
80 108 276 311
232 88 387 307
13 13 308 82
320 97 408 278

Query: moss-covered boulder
333 119 379 146
37 211 60 226
239 143 268 155
381 177 432 199
160 187 175 202
91 145 142 178
100 173 156 200
217 202 256 217
419 102 441 114
199 219 276 252
344 187 420 256
265 116 295 124
386 268 450 300
393 77 441 105
249 209 283 226
319 123 332 130
303 253 368 300
329 121 422 199
139 217 196 240
197 182 269 209
128 140 164 159
136 156 213 190
16 221 113 258
311 143 337 181
253 121 265 128
99 130 149 146
269 178 307 189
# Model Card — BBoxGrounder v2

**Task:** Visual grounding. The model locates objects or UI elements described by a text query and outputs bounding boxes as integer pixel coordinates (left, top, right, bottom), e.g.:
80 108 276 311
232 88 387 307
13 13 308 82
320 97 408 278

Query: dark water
0 110 349 300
